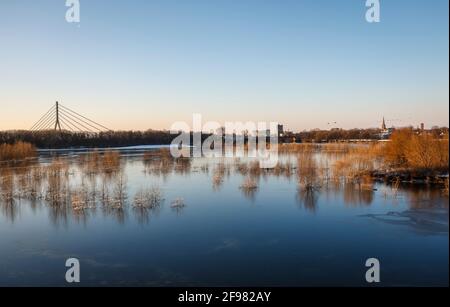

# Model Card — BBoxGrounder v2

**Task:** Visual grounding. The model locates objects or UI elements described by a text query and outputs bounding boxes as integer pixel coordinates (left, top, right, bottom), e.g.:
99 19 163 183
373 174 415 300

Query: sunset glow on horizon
1 0 448 131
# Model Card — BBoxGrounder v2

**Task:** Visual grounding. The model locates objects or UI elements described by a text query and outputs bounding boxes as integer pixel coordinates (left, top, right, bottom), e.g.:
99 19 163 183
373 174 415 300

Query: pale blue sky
0 0 448 131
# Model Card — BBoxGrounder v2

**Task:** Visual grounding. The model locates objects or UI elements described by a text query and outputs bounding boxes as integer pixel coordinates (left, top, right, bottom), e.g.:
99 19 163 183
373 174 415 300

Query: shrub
0 141 37 161
383 129 449 173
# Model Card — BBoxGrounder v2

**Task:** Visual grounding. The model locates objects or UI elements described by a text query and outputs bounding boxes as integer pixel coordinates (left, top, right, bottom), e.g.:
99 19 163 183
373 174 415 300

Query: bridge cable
60 113 87 132
59 106 105 132
59 108 101 132
33 114 56 131
60 104 111 131
30 106 56 131
59 109 95 133
59 117 75 132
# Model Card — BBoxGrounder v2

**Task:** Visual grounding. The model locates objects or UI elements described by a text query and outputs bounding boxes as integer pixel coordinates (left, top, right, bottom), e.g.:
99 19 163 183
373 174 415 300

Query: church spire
382 117 387 130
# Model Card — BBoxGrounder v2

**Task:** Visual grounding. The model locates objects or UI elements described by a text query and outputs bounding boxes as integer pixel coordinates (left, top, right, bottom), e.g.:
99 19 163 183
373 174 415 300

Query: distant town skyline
1 0 448 131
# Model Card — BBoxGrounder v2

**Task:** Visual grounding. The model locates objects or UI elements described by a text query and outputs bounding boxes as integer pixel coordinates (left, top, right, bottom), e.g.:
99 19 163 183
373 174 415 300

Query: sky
0 0 448 131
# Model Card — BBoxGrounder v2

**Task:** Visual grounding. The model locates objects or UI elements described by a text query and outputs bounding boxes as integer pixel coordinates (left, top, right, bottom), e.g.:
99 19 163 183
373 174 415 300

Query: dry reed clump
320 143 352 154
112 173 128 208
248 161 261 176
70 184 96 212
212 172 224 189
0 142 37 162
279 143 353 155
234 160 249 175
100 179 112 206
102 151 121 173
212 162 227 190
317 159 331 184
143 149 180 176
233 160 263 177
79 150 121 175
174 157 192 174
278 143 317 154
332 145 379 185
15 169 44 200
382 129 449 174
44 159 71 206
239 176 259 200
272 160 294 177
240 176 258 190
133 186 164 209
0 165 48 202
234 159 294 179
297 151 321 190
82 151 101 175
0 169 14 203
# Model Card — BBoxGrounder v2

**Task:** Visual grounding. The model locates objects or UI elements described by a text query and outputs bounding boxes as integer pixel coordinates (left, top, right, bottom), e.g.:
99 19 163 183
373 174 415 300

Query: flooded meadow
0 145 448 286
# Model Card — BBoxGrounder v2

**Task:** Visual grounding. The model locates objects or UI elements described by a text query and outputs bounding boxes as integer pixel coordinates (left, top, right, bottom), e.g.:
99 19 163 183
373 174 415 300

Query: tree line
0 130 176 149
289 127 448 143
0 127 448 149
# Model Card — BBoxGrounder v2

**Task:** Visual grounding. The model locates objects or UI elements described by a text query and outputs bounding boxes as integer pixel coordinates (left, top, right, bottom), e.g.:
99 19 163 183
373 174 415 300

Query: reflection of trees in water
113 173 128 208
404 186 449 209
343 183 374 207
240 186 258 202
48 203 69 228
0 171 18 222
102 206 126 224
0 168 14 204
1 149 448 225
133 206 161 225
99 171 128 224
0 156 132 225
45 159 71 207
296 188 318 213
174 158 192 175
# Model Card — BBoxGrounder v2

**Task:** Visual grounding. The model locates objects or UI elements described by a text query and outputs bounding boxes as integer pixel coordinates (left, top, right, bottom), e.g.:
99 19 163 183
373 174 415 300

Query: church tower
381 117 387 130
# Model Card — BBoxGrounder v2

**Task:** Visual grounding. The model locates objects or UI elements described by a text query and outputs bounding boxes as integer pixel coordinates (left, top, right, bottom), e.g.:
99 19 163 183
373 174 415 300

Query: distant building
380 117 394 139
277 124 284 138
256 124 285 138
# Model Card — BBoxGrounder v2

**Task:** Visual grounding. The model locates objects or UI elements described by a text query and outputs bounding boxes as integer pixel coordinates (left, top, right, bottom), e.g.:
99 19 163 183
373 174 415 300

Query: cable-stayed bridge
30 102 111 133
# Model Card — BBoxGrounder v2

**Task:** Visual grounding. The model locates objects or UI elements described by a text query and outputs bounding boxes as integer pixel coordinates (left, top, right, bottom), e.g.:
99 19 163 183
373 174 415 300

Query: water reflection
0 147 448 287
296 188 318 212
342 183 374 207
212 162 227 191
1 200 18 223
133 186 164 224
0 148 448 226
406 186 449 209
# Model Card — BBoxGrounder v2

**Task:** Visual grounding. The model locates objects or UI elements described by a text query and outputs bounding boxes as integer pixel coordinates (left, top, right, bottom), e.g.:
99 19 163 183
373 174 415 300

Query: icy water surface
0 147 448 286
